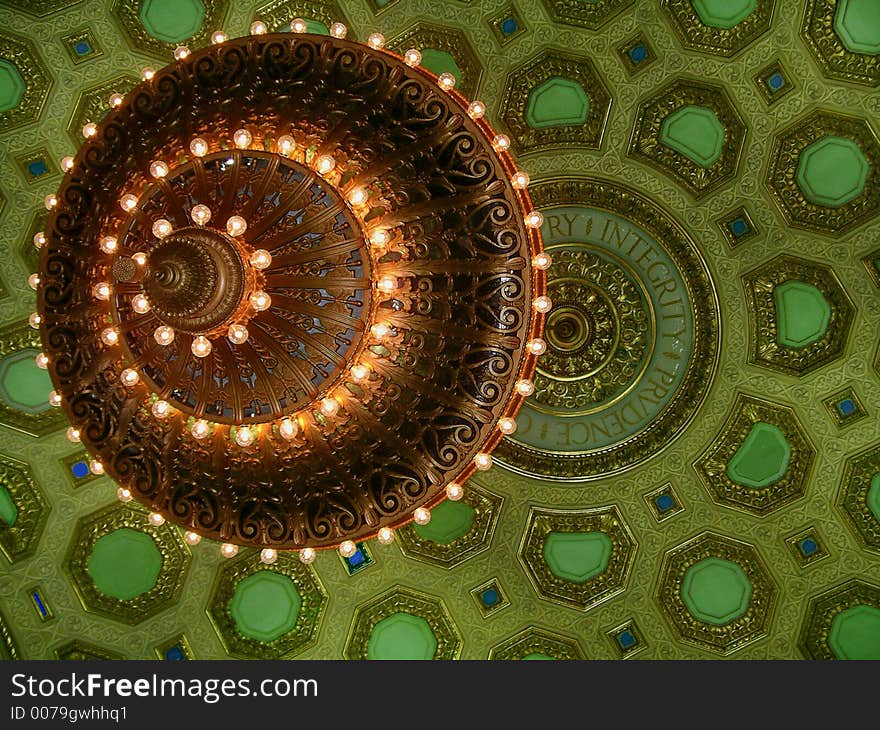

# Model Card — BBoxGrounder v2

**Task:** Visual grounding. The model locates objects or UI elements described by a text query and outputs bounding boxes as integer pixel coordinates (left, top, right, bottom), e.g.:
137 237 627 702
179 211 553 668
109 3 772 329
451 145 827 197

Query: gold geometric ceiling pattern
0 0 879 660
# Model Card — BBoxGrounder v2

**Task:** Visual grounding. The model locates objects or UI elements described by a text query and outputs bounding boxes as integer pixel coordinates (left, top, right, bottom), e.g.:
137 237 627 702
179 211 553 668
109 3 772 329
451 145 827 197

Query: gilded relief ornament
0 453 49 563
661 0 775 57
802 0 880 87
489 626 584 660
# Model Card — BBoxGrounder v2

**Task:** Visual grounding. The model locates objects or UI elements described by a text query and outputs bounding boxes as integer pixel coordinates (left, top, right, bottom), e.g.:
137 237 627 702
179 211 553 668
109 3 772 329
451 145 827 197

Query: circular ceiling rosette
36 29 547 552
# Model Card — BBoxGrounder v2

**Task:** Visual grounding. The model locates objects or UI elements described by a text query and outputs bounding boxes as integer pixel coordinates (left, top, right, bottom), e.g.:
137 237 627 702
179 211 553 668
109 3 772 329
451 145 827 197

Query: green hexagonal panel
773 281 832 348
828 605 880 659
419 49 462 83
543 531 612 583
660 105 725 168
0 59 25 113
692 0 757 29
869 474 880 524
0 485 18 526
523 653 555 660
87 528 163 601
413 500 475 544
367 612 438 660
681 557 752 626
795 136 869 208
834 0 880 55
525 77 590 129
0 350 53 413
139 0 206 43
229 571 302 643
726 422 792 489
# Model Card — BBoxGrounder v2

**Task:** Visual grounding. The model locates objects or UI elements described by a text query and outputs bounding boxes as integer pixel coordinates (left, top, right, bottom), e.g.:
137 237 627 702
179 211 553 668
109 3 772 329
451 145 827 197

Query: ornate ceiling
0 0 879 660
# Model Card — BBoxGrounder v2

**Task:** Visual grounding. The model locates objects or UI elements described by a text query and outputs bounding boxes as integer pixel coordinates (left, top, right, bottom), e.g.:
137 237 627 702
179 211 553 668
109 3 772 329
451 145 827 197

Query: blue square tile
27 160 48 177
71 461 89 478
164 645 186 660
655 493 674 511
618 630 636 649
799 539 818 556
838 399 856 416
629 44 647 63
500 17 518 35
347 549 364 566
730 218 749 237
74 41 91 56
767 73 785 91
481 588 499 607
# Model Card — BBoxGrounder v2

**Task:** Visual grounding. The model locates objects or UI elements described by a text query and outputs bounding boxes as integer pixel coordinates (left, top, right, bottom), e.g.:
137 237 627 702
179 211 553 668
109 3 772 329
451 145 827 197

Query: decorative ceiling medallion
494 179 719 481
488 626 584 660
539 0 633 30
36 32 545 550
802 0 880 87
799 579 880 659
661 0 775 57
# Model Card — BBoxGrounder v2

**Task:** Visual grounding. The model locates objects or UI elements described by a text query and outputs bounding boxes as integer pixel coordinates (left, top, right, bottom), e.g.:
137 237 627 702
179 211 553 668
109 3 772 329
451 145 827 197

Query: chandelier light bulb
446 483 463 501
132 294 151 314
498 417 517 435
109 92 124 108
233 129 252 149
492 134 511 152
377 275 396 292
348 187 369 206
154 326 175 346
119 194 137 213
227 323 249 344
221 542 239 558
235 425 255 447
44 194 58 210
437 72 456 91
369 229 390 247
149 160 169 178
377 527 395 544
370 322 390 339
117 487 132 502
152 218 173 238
350 363 369 381
250 291 271 311
527 338 547 355
66 426 81 442
279 418 298 440
512 171 530 190
211 30 227 44
28 312 42 329
277 135 296 156
299 547 317 563
61 156 74 172
320 397 339 417
33 231 46 249
132 252 148 266
89 459 104 475
329 22 347 39
339 540 357 557
174 45 189 61
184 531 202 546
141 67 155 81
315 154 336 175
93 282 111 301
28 273 40 290
525 210 544 229
100 235 118 254
250 249 272 270
474 452 492 471
250 20 267 35
368 32 385 49
191 336 213 358
81 123 97 139
226 215 247 236
260 548 278 564
35 352 49 369
291 18 307 33
191 203 211 225
148 512 165 526
532 252 552 270
151 400 171 418
189 137 208 157
101 327 119 346
404 48 422 66
533 295 552 314
120 368 140 387
191 419 211 439
48 390 62 407
467 100 486 119
515 378 535 397
413 507 431 525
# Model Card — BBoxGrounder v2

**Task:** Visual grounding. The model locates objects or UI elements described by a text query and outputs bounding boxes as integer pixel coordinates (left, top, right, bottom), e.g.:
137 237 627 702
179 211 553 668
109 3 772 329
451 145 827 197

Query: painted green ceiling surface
0 0 879 661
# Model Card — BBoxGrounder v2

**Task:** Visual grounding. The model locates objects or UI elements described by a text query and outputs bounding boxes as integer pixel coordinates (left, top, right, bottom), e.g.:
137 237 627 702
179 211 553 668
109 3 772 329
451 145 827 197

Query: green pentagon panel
0 350 52 413
795 136 869 208
681 557 752 626
304 19 329 35
660 105 725 168
0 485 18 526
525 77 590 129
773 281 832 348
543 531 612 583
366 612 437 660
229 571 302 642
692 0 757 29
0 60 25 113
726 422 792 489
413 500 475 544
139 0 206 43
834 0 880 54
87 529 163 601
828 605 880 660
869 474 880 523
419 49 462 81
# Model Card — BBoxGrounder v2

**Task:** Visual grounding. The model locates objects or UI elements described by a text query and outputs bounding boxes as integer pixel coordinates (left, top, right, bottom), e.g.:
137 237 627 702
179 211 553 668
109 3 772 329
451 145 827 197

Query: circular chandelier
32 21 549 561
